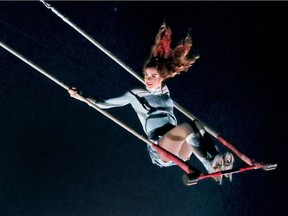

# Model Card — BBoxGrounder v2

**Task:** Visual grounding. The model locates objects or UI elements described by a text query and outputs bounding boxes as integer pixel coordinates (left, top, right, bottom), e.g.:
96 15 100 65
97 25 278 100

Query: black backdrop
0 2 287 216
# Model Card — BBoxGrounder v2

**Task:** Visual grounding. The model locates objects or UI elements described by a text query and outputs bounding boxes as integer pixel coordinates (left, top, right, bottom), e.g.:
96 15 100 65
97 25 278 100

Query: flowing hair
144 23 199 80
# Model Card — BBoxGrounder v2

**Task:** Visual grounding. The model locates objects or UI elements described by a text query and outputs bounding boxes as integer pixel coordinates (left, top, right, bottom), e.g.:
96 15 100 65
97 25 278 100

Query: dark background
0 1 287 216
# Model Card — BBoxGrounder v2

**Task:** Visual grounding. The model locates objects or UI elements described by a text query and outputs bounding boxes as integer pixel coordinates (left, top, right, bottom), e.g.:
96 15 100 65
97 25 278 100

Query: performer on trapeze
68 23 234 182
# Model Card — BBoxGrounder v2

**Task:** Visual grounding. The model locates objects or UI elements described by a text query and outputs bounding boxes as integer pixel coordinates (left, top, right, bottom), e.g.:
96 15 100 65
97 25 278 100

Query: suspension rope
0 40 195 174
40 0 144 84
39 0 258 166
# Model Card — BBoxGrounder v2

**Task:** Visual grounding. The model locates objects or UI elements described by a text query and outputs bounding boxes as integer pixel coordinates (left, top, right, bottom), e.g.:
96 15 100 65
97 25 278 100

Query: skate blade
213 175 223 185
224 173 233 182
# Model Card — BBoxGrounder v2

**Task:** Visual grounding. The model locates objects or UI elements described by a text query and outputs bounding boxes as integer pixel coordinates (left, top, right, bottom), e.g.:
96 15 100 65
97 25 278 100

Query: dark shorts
147 123 176 142
147 123 177 167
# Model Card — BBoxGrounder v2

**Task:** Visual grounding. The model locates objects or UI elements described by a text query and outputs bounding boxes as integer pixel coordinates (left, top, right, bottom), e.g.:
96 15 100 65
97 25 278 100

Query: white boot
222 152 234 181
186 132 224 184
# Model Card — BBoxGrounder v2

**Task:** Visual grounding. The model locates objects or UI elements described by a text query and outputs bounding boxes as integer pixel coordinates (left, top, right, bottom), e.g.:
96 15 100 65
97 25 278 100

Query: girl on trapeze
68 23 234 183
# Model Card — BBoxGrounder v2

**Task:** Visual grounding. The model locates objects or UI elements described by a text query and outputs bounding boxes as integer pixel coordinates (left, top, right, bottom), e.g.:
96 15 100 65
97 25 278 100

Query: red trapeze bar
183 163 277 186
152 143 196 174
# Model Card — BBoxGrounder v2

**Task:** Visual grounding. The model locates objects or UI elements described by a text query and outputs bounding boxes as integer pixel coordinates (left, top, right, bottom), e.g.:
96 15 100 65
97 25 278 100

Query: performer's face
144 67 164 89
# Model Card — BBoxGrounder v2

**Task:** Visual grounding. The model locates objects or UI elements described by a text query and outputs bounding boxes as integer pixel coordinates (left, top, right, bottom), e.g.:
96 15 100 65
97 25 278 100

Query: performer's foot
223 152 234 181
211 154 224 184
211 154 224 172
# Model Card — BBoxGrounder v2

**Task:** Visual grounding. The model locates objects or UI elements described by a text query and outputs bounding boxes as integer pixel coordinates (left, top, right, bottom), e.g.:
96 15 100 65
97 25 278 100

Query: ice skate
201 154 224 184
223 152 234 182
210 154 224 184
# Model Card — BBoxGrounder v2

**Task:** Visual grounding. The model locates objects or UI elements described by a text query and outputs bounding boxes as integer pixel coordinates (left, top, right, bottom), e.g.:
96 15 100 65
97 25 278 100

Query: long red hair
144 23 199 80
